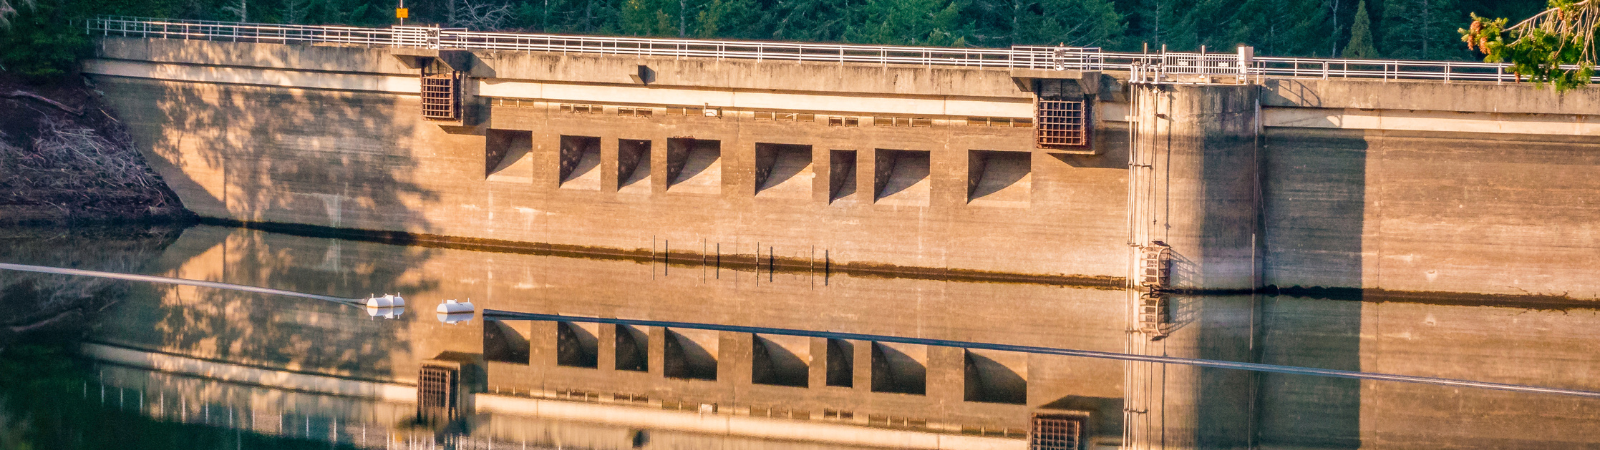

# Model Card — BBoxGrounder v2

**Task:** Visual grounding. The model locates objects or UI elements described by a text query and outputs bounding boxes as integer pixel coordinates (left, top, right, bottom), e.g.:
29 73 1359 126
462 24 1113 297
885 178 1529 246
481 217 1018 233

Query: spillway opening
664 328 718 381
873 149 931 206
486 130 533 181
666 138 721 194
752 334 810 387
617 139 652 194
755 143 814 199
870 342 926 395
967 150 1032 206
963 349 1027 404
558 135 601 190
829 150 858 203
614 324 649 372
825 339 854 387
483 320 531 365
556 321 599 368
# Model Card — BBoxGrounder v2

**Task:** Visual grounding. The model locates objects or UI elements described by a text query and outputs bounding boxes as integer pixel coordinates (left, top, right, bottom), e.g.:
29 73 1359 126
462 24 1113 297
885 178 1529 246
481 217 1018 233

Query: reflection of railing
87 378 400 449
86 16 1538 83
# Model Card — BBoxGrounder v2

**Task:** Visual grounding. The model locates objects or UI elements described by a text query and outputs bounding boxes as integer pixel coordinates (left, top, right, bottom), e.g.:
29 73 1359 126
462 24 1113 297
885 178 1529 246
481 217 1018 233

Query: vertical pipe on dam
1130 84 1263 292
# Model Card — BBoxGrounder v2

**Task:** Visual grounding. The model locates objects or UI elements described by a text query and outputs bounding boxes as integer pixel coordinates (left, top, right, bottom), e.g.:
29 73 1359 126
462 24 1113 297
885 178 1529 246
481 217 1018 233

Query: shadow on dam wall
1254 126 1367 448
132 75 442 235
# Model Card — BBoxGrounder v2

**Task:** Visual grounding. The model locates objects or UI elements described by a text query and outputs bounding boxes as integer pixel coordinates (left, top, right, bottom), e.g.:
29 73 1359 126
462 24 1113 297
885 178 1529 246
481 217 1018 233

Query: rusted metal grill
420 73 460 120
418 365 458 419
1036 100 1088 148
1139 243 1171 290
1030 414 1086 450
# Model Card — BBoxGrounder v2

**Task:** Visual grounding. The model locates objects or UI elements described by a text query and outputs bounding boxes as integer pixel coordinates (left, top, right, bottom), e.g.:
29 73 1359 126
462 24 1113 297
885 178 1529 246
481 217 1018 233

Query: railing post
1236 46 1252 82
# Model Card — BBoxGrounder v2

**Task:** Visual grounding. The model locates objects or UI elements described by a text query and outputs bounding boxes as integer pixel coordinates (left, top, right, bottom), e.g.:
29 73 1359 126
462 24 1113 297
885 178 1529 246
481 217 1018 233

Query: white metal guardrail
86 16 1524 83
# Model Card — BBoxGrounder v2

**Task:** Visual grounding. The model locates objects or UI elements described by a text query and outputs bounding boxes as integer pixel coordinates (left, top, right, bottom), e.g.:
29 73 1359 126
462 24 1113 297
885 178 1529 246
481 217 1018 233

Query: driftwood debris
4 90 81 115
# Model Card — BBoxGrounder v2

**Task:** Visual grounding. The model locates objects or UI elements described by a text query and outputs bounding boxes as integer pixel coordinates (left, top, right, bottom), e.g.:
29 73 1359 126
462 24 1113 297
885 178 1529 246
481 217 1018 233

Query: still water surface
0 224 1597 449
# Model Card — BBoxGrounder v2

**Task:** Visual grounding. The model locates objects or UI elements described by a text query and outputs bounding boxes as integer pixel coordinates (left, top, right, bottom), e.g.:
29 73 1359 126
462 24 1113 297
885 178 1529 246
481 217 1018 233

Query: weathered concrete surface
91 66 1129 282
1130 84 1261 291
1262 128 1600 299
1261 78 1600 115
1253 295 1600 449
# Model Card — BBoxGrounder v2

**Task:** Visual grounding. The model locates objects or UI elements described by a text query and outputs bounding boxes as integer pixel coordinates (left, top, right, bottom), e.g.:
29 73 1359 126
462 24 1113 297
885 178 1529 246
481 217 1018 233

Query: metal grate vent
421 73 461 120
418 365 459 419
1030 413 1086 450
1036 100 1089 149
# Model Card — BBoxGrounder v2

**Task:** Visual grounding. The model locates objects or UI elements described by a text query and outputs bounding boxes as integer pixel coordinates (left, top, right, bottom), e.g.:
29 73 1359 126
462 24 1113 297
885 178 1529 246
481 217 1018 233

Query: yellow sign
396 8 409 19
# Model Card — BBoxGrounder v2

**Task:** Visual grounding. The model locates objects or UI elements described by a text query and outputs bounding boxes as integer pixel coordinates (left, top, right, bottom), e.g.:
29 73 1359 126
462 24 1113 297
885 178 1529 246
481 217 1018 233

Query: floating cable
0 262 363 306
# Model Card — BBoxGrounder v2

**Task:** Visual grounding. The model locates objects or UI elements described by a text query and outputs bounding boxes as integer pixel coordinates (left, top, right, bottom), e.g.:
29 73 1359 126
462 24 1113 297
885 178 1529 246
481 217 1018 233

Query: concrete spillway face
1131 84 1262 291
751 334 811 387
484 320 532 364
614 324 649 372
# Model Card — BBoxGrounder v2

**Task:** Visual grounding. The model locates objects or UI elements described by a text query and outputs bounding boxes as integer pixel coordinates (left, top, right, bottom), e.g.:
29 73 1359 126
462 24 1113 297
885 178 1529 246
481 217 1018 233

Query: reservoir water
1 223 1597 449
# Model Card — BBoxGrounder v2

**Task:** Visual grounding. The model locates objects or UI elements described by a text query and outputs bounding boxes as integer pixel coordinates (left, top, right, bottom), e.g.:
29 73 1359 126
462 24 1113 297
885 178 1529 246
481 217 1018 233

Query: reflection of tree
129 227 440 380
0 342 365 449
0 225 183 351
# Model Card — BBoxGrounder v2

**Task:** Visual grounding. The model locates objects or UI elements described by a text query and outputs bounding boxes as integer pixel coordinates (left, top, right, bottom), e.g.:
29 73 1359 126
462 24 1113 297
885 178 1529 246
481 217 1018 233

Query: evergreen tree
694 0 765 39
766 0 852 41
843 0 969 46
1014 0 1124 48
1341 0 1376 58
1229 0 1325 56
619 0 672 36
1381 0 1466 60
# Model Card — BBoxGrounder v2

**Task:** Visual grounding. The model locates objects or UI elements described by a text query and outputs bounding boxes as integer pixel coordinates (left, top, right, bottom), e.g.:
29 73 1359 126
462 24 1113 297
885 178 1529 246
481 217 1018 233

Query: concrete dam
84 18 1600 300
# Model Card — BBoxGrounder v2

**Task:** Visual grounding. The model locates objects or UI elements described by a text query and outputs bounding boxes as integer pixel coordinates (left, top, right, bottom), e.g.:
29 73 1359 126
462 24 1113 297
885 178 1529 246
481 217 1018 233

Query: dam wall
85 36 1600 299
88 37 1129 284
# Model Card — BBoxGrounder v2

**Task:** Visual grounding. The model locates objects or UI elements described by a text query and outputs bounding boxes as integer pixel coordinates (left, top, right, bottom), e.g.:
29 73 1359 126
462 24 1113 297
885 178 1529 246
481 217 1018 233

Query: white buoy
366 294 405 308
436 299 474 324
365 306 404 319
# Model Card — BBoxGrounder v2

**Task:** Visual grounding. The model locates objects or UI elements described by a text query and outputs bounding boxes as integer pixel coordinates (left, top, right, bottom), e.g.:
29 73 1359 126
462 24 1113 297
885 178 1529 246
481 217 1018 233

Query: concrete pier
1129 84 1262 292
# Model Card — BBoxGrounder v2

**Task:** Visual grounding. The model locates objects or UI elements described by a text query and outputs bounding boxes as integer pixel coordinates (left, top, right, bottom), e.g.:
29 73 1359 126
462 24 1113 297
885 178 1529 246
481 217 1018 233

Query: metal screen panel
420 73 460 120
1030 414 1085 450
1036 100 1088 149
418 365 457 418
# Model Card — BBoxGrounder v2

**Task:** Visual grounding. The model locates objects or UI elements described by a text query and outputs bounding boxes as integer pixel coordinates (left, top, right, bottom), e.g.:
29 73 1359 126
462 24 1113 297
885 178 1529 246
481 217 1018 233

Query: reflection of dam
81 225 1600 449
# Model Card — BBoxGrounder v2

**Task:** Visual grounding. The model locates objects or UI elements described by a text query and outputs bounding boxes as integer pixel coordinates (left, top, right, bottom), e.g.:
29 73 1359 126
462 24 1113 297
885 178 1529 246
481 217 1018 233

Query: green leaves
1461 1 1599 90
0 0 88 82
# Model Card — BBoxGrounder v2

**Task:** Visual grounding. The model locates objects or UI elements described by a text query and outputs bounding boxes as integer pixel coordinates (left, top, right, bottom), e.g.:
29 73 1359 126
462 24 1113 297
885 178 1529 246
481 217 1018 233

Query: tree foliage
1462 0 1600 90
1342 0 1377 58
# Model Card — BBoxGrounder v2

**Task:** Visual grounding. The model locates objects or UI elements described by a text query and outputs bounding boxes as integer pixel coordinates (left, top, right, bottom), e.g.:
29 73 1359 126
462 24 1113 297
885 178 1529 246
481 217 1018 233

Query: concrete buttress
1129 84 1262 292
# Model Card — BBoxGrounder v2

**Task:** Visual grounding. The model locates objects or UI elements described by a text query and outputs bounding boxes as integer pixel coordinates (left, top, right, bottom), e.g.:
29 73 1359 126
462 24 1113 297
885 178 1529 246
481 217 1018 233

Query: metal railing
86 16 1527 84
